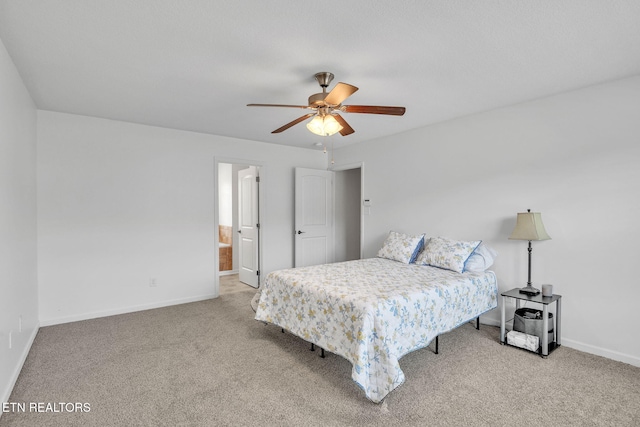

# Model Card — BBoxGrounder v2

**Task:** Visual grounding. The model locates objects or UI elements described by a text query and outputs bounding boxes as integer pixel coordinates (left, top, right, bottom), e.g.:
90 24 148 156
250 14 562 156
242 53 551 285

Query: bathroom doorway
217 162 261 288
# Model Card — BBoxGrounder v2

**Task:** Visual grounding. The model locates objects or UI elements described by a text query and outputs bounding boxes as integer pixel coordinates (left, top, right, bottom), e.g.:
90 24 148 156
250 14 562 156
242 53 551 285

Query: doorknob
297 230 306 234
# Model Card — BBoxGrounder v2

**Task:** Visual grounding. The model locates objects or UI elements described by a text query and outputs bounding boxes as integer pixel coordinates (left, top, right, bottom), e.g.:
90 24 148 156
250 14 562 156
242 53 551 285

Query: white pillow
464 243 498 272
377 231 425 264
416 236 481 273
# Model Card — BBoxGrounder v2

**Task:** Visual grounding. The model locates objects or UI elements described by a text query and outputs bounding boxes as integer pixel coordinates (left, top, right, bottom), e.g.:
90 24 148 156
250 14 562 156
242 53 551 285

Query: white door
238 166 259 288
295 167 334 267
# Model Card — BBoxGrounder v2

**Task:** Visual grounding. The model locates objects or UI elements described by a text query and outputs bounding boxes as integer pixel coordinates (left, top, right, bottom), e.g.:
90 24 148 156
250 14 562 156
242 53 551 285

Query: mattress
254 257 498 402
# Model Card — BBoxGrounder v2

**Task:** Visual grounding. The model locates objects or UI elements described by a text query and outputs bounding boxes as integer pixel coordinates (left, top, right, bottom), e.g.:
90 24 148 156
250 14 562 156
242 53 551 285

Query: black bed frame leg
311 343 325 358
281 328 285 333
432 317 479 355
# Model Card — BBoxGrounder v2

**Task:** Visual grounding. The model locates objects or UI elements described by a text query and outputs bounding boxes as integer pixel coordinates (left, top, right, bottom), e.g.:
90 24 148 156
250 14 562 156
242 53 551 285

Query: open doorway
218 163 238 276
334 165 363 262
217 161 262 289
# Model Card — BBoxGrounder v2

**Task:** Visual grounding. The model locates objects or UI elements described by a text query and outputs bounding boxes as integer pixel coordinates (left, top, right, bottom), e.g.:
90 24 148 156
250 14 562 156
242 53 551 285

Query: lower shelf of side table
501 335 561 357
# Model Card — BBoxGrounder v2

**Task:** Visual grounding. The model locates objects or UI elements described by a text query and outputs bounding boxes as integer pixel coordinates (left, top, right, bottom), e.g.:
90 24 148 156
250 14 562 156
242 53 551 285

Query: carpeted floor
219 273 256 294
2 279 639 426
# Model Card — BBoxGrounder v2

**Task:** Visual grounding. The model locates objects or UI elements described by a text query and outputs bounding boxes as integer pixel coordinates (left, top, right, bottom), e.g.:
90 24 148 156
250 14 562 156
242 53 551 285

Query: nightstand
500 288 562 357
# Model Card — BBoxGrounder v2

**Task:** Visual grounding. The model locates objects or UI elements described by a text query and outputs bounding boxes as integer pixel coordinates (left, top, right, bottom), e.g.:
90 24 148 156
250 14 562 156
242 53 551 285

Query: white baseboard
480 314 640 368
1 324 39 412
39 293 216 327
562 338 640 368
479 316 501 328
219 270 238 276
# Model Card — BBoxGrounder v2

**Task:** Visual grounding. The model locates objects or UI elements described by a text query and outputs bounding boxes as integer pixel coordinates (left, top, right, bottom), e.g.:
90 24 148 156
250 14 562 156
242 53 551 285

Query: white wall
0 38 39 405
37 111 326 325
333 76 640 366
218 162 233 227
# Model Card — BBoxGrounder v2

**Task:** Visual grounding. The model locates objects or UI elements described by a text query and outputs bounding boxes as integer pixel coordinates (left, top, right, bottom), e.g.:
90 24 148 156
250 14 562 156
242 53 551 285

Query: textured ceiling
1 1 639 150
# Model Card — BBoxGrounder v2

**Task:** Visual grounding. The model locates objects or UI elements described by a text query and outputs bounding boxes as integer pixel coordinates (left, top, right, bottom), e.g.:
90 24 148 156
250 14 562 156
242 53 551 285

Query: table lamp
509 209 551 295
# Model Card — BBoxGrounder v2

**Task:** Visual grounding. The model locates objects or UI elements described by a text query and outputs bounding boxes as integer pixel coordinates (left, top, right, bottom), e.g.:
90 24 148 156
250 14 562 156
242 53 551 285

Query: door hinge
256 176 260 183
256 223 260 228
256 270 260 276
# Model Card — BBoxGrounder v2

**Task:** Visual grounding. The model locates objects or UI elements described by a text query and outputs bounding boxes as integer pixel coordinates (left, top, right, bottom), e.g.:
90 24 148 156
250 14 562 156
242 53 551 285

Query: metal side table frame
500 288 562 357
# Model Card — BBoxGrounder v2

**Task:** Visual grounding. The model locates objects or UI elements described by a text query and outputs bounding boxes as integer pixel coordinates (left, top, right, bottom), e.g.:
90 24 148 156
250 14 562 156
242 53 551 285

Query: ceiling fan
247 72 406 136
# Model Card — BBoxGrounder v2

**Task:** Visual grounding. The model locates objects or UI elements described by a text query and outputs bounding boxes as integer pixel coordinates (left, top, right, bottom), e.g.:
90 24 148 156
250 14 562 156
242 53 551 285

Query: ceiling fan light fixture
248 71 405 136
306 114 343 136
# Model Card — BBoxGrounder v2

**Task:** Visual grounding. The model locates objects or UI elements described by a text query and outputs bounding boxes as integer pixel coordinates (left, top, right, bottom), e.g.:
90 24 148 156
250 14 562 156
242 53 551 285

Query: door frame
331 161 365 260
213 157 266 297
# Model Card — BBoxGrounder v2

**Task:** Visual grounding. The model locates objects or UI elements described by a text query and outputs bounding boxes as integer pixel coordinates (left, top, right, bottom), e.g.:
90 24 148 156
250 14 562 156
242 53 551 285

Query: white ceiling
1 1 639 150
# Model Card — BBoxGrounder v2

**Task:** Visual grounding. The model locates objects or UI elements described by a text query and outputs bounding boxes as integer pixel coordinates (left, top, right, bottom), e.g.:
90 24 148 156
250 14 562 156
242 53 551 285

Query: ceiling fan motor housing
308 92 328 106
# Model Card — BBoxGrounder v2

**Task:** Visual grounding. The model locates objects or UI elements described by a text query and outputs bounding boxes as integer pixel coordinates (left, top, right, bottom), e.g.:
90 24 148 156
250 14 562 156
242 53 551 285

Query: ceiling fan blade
247 103 313 109
272 113 316 133
333 114 355 136
343 105 406 116
324 82 359 106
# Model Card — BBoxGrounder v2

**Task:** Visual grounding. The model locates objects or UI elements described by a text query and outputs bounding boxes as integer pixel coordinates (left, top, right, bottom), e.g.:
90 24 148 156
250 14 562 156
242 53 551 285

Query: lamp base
519 285 541 296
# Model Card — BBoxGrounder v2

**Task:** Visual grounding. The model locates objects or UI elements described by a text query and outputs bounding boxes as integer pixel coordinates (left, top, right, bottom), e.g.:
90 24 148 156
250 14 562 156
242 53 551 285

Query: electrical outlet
149 278 157 287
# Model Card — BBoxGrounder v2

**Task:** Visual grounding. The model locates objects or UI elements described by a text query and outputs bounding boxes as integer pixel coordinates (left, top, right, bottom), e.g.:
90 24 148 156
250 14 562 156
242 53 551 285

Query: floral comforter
254 258 498 402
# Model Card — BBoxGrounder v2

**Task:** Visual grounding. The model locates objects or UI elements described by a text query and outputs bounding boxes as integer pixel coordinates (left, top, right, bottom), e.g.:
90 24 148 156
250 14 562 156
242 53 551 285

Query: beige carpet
219 273 255 294
2 281 639 426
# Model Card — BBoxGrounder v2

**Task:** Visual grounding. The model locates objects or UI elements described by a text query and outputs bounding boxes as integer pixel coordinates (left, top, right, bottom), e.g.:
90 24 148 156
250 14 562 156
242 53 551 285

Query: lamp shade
508 211 551 241
306 114 343 136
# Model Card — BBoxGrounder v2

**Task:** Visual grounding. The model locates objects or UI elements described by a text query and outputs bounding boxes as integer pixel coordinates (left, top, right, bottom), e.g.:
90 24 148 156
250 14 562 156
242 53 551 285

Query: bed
254 234 498 403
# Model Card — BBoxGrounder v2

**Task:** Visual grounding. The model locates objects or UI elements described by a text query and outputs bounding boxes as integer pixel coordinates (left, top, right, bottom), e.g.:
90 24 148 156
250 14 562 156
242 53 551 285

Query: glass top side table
500 288 562 357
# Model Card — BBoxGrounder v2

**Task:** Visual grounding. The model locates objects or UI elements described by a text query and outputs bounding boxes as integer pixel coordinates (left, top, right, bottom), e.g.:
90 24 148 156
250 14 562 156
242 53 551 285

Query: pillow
464 243 498 272
416 236 481 273
377 231 425 264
